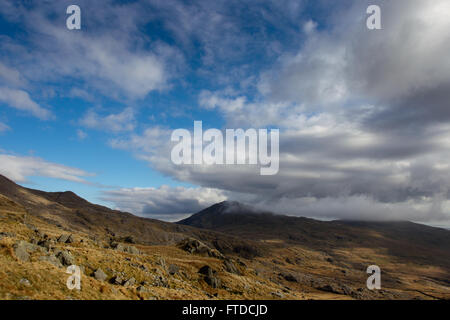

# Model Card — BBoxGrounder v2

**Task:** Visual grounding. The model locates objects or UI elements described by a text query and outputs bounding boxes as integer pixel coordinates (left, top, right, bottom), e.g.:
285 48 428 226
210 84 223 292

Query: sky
1 0 450 227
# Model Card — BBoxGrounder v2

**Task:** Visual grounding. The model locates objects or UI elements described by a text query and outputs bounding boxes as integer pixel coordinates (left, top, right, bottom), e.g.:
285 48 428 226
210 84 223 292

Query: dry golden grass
1 193 448 300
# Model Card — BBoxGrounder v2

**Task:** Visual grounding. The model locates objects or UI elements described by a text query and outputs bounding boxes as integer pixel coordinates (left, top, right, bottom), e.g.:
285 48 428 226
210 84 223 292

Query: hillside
0 176 449 300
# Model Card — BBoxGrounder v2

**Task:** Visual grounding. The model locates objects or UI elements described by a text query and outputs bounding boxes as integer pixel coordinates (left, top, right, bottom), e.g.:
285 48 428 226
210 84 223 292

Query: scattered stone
279 272 298 282
66 235 74 244
199 265 214 277
37 239 53 251
326 257 334 263
127 246 140 255
34 229 44 238
19 278 31 287
123 277 136 287
39 254 63 268
56 250 74 266
13 241 38 262
198 265 221 288
110 242 140 254
157 258 166 269
136 286 149 293
111 275 123 285
139 264 149 272
271 292 284 298
123 236 135 244
168 264 179 275
178 238 223 258
0 231 16 238
57 234 71 243
223 259 240 275
93 268 107 281
153 275 169 288
205 275 221 288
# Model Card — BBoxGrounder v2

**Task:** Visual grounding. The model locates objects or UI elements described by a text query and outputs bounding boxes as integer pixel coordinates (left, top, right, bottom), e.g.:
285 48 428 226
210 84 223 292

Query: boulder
126 246 140 255
223 259 240 275
110 242 140 254
37 239 53 251
168 264 179 275
178 238 223 258
19 278 31 287
111 275 123 285
66 235 74 244
279 272 298 282
198 265 214 277
123 277 136 287
136 286 149 293
93 268 107 281
57 234 73 243
13 241 38 262
0 231 15 238
198 265 221 288
123 236 135 244
39 254 63 268
56 250 74 266
153 275 169 288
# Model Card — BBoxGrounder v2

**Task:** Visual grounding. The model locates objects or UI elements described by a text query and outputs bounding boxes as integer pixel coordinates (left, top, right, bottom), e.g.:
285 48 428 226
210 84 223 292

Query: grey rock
153 275 169 288
123 277 136 287
279 272 298 282
13 240 38 262
223 259 240 275
271 292 284 298
19 278 31 287
111 275 124 285
39 254 63 268
56 250 74 266
57 234 70 243
205 275 221 288
123 236 135 244
94 268 107 281
198 265 221 288
136 286 149 293
168 264 179 275
37 239 53 251
66 235 74 244
126 245 140 255
178 238 223 258
0 231 16 238
58 234 73 244
110 242 140 254
198 265 214 277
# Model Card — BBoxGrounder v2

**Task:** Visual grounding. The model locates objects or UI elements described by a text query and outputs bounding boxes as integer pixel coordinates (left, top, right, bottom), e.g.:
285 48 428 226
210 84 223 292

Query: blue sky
1 0 450 226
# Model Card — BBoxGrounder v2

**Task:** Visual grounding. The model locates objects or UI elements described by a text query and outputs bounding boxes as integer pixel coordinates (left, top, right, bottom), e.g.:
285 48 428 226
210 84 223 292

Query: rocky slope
0 176 449 300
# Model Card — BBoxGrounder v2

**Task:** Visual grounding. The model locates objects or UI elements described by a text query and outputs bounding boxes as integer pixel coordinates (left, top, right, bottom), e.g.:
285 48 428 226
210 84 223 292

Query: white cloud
80 107 136 133
0 1 171 100
76 129 88 140
0 154 94 184
0 62 26 87
101 185 227 221
0 87 52 120
0 122 10 133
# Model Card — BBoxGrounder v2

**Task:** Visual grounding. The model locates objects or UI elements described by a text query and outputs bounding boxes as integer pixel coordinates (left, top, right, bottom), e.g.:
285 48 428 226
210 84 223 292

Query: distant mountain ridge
179 199 450 269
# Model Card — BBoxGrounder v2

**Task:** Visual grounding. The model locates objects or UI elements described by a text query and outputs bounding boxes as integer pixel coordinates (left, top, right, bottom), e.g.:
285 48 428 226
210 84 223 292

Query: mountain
0 175 259 253
179 200 450 280
0 175 449 300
